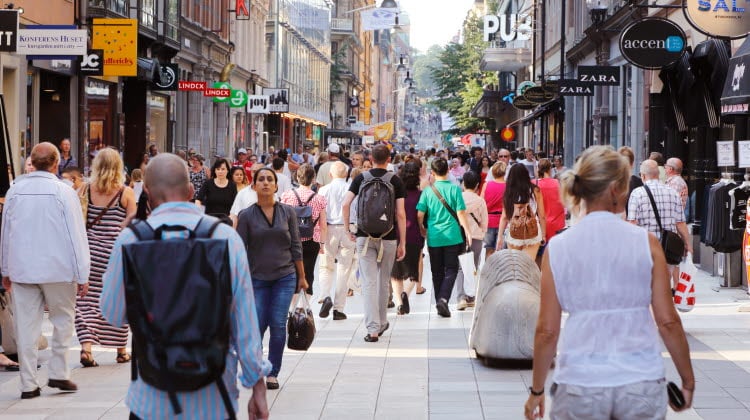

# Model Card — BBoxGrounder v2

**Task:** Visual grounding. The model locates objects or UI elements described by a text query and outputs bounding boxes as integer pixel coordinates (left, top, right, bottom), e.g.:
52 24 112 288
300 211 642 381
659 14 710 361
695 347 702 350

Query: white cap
327 143 340 154
238 148 248 154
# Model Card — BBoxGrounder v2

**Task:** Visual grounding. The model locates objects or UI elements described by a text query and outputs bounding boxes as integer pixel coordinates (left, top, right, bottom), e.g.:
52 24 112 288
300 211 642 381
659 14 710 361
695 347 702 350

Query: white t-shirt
229 187 258 217
276 172 293 198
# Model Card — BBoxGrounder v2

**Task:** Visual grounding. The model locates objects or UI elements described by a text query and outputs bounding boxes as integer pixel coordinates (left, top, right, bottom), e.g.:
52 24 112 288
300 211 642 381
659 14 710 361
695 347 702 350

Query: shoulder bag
643 184 685 265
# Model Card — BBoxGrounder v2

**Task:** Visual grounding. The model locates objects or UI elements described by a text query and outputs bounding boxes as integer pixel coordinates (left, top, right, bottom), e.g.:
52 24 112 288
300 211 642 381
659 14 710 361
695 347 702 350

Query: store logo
578 66 620 86
559 80 594 96
732 63 746 92
153 64 177 90
483 14 532 42
685 0 750 39
0 10 18 52
619 17 686 70
696 1 748 12
80 49 103 76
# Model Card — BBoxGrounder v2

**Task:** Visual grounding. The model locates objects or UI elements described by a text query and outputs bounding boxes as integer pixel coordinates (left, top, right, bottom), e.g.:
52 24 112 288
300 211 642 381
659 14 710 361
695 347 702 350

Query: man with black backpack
100 154 270 420
342 145 406 343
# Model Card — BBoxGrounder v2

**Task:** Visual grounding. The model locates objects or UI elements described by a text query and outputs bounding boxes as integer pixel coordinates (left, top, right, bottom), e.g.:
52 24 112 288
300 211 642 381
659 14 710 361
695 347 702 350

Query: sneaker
401 292 410 314
436 298 451 318
332 310 347 320
456 298 469 311
319 297 333 318
465 296 476 308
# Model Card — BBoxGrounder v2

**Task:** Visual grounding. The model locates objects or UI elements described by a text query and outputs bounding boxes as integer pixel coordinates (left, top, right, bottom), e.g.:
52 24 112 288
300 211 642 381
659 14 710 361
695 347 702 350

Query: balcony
88 0 128 17
480 40 532 72
331 18 354 33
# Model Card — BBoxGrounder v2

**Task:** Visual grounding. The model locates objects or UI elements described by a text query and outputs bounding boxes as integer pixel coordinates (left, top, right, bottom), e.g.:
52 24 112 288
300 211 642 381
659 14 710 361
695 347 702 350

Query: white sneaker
457 298 469 311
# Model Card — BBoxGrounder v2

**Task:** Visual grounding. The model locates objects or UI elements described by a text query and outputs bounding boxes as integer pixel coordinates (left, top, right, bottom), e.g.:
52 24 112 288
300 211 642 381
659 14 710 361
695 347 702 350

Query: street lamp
586 0 609 26
380 0 398 8
404 71 413 85
396 55 406 72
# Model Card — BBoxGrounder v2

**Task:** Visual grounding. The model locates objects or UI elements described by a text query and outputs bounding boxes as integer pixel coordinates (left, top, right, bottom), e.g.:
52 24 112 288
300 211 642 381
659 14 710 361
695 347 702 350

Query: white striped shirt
100 202 271 419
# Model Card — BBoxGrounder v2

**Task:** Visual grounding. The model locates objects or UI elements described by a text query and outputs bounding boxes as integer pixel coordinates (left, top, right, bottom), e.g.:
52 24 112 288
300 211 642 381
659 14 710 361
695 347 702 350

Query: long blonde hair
91 148 125 194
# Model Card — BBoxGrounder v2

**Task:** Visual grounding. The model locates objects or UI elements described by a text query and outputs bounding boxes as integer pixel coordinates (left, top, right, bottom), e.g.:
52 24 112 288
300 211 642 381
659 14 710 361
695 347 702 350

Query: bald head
31 142 60 173
639 159 660 180
330 161 349 179
666 157 683 174
144 153 192 206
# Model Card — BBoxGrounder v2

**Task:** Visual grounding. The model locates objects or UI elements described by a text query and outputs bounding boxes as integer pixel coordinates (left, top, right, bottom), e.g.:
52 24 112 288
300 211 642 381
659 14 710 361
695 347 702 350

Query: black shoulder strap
193 215 222 238
642 184 664 232
304 190 317 205
430 184 460 225
292 188 303 206
128 220 157 241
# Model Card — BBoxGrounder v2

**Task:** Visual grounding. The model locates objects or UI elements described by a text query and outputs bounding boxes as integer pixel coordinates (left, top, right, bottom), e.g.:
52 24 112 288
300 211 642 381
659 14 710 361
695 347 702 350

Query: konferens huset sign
684 0 750 39
619 17 687 70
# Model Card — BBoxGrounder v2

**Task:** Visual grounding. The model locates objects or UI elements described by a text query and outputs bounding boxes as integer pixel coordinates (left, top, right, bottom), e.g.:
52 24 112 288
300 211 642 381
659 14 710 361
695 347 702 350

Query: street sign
347 115 357 124
229 89 248 107
350 121 366 131
211 82 232 102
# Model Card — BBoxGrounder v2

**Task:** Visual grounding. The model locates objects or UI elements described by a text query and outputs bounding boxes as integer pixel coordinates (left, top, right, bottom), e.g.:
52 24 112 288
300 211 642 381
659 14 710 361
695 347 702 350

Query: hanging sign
684 1 750 40
512 95 536 110
92 18 138 76
619 17 686 70
500 127 515 142
80 49 104 76
263 88 290 112
0 10 19 52
739 141 750 168
178 81 207 91
229 89 248 108
153 64 178 91
717 140 736 166
523 86 556 104
559 79 595 96
247 95 270 113
206 82 232 100
516 81 536 98
542 80 559 94
578 66 620 86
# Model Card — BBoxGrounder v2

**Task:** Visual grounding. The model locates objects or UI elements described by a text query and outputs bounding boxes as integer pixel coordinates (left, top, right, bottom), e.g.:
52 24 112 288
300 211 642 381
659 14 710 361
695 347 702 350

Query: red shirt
537 177 566 241
484 180 506 229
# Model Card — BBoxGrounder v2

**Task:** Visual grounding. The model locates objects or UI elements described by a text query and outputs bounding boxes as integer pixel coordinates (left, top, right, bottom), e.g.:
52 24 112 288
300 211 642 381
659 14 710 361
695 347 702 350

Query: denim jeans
252 272 297 377
428 243 463 302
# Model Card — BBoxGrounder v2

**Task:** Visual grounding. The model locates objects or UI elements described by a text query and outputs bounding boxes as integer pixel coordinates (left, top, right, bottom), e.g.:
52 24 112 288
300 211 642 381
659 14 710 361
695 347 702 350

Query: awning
721 37 750 116
520 100 561 125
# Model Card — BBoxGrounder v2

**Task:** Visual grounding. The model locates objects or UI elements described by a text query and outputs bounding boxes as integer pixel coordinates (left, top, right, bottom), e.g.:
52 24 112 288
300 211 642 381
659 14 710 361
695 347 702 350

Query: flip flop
416 287 427 295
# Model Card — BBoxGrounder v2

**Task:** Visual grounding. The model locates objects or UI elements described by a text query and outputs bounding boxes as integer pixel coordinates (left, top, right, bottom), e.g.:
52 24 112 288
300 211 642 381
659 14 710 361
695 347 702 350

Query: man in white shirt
0 142 90 399
229 186 259 227
272 157 293 198
517 148 538 179
317 162 355 320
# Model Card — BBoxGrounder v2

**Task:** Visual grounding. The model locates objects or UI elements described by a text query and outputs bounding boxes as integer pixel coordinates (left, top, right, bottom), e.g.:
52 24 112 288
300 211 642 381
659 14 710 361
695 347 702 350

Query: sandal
80 350 98 368
116 352 131 363
266 376 279 390
416 287 427 295
364 334 379 343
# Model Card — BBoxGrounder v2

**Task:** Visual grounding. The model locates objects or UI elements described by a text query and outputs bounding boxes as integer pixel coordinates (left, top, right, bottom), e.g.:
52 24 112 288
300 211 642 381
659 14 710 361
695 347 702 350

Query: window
141 0 157 29
166 0 180 40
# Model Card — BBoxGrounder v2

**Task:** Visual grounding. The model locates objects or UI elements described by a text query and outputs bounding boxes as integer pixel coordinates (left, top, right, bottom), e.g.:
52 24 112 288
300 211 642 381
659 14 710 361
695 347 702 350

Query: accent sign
578 66 620 86
684 0 750 39
619 17 687 70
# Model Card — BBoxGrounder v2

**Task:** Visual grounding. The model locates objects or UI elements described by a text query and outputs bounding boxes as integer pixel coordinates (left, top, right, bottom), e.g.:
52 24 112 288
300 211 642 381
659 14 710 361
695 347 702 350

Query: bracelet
528 386 544 396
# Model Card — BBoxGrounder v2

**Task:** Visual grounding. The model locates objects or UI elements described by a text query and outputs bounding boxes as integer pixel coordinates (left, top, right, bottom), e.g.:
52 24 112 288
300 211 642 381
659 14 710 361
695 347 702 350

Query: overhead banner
17 27 87 56
247 95 270 113
263 88 289 112
92 18 137 76
619 17 686 70
370 121 394 140
578 66 620 86
0 10 18 52
684 0 750 40
360 8 398 31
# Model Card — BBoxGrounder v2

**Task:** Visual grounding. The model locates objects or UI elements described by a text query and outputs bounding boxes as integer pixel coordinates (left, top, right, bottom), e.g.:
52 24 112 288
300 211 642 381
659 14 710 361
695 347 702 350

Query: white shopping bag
458 251 477 295
674 253 697 313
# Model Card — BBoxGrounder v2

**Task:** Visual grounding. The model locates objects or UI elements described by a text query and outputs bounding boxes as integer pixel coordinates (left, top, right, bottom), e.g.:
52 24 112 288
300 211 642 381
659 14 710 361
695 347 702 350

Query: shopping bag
458 251 477 295
287 292 316 351
674 253 697 313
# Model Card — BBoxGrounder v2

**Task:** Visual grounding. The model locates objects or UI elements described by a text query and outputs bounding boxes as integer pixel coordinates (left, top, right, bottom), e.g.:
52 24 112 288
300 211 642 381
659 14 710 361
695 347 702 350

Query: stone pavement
0 264 747 419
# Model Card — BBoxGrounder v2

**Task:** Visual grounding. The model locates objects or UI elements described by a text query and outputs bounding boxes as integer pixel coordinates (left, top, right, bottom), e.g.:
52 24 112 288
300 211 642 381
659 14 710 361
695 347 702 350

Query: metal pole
559 0 566 157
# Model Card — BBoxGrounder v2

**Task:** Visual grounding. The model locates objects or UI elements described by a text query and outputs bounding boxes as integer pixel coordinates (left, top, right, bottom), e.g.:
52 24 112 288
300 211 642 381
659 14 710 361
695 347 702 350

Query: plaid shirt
280 187 327 242
665 175 688 210
628 180 685 238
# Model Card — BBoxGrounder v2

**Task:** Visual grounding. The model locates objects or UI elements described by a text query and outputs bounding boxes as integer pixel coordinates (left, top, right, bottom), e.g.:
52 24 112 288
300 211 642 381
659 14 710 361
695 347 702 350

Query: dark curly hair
399 161 421 191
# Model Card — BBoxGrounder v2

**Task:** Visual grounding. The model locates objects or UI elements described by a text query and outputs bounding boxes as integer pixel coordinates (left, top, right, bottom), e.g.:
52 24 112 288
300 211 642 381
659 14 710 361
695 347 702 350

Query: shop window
148 93 168 155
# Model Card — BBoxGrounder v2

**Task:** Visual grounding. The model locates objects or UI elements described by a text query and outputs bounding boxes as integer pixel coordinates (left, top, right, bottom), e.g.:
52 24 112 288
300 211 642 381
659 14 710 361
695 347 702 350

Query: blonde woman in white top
524 146 694 420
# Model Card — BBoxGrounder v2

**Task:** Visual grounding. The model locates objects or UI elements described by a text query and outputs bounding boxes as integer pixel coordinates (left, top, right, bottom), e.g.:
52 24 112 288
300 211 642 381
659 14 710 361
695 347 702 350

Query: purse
429 184 468 251
287 292 316 351
509 202 539 240
643 185 685 265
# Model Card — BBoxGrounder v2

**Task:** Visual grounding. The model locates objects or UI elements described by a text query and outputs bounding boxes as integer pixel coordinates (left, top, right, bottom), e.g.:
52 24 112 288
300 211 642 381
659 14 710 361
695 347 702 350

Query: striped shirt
627 179 685 238
100 202 271 419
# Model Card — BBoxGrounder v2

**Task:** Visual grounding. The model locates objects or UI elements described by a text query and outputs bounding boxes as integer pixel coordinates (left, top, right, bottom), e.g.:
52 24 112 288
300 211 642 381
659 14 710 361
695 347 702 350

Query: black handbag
287 292 316 351
643 185 685 265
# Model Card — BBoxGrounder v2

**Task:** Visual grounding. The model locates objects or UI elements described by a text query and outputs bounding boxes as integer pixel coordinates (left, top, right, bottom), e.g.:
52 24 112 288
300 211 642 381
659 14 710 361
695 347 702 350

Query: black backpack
122 216 236 420
356 171 396 238
291 189 318 238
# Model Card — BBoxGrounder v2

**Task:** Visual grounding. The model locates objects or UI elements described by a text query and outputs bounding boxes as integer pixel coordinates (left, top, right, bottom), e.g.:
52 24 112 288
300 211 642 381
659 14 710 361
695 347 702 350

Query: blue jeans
252 272 297 377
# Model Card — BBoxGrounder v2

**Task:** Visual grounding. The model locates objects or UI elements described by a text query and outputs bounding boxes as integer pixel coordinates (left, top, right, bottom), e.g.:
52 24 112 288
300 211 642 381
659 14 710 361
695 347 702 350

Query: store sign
516 81 536 98
92 18 138 76
247 95 270 113
178 81 207 91
0 10 18 52
619 17 687 70
578 66 620 86
208 82 232 101
483 14 532 42
263 88 289 112
153 64 178 91
17 28 86 56
559 79 595 96
512 95 536 110
235 0 250 20
523 86 556 104
684 0 750 39
229 89 248 107
80 49 103 76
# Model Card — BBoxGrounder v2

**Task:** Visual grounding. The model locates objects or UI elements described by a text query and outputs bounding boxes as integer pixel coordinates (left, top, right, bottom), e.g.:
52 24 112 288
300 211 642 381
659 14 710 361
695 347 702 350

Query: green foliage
330 44 350 97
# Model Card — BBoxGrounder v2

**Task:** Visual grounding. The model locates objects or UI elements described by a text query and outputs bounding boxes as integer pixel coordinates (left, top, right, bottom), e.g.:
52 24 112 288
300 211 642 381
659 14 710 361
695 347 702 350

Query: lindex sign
211 82 232 102
619 17 687 70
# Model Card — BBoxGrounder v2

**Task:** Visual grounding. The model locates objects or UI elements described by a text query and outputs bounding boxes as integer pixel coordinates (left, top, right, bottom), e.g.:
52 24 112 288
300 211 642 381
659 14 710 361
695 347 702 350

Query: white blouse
547 211 664 387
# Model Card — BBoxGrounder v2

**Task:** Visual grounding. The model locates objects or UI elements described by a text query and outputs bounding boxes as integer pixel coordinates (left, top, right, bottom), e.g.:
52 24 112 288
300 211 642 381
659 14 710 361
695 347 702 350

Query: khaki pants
356 238 397 335
12 282 77 392
318 226 356 311
550 380 667 420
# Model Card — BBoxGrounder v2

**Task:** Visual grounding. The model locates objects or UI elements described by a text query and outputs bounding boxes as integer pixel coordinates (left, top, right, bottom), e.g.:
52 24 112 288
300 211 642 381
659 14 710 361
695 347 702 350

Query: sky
398 0 478 53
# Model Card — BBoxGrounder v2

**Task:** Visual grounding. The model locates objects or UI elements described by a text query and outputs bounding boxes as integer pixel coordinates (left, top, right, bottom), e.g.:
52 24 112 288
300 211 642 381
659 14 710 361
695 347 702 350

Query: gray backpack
356 171 395 238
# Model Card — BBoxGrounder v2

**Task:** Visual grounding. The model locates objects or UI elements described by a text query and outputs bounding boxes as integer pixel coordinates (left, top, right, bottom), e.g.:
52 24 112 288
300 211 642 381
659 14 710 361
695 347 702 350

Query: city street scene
0 0 749 419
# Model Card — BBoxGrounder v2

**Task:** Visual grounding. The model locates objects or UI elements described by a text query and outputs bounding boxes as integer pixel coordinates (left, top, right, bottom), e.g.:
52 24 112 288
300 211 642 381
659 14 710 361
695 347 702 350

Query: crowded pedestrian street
0 262 746 420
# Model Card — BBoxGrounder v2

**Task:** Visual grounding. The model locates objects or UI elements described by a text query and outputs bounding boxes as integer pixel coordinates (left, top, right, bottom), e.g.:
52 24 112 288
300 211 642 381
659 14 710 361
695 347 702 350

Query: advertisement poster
92 18 137 76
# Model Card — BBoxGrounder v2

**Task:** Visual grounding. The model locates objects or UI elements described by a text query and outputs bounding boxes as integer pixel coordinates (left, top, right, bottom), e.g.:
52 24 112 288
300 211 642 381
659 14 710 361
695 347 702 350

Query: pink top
280 187 327 242
537 177 566 241
484 180 506 228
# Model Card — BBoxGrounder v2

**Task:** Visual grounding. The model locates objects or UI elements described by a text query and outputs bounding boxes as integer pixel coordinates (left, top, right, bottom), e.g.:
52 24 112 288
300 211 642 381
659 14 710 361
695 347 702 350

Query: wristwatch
528 386 544 396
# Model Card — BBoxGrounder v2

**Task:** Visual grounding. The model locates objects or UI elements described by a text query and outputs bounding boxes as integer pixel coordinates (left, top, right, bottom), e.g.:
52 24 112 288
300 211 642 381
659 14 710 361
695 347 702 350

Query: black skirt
391 243 423 281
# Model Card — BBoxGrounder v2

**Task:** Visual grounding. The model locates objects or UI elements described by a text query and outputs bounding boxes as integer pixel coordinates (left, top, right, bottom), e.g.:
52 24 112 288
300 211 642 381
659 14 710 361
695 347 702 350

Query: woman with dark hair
188 153 209 200
230 166 250 192
280 164 327 297
537 158 566 244
478 156 492 191
390 161 423 315
195 158 236 217
497 163 546 262
237 167 307 390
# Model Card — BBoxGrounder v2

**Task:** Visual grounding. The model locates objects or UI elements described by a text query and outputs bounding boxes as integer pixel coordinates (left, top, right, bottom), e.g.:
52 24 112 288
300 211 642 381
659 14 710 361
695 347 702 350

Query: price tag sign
717 141 735 167
739 141 750 168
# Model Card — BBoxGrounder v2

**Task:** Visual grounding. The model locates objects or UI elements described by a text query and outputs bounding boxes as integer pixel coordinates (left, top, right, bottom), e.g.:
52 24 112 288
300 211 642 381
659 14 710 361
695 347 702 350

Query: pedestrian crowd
0 138 696 419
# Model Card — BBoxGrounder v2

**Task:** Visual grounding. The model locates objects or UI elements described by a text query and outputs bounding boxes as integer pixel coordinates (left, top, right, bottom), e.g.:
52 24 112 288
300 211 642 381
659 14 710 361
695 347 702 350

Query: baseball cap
238 148 248 154
327 143 340 154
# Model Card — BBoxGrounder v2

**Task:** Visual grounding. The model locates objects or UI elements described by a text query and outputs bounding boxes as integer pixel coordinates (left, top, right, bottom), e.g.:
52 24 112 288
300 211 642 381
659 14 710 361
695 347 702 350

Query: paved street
0 262 748 420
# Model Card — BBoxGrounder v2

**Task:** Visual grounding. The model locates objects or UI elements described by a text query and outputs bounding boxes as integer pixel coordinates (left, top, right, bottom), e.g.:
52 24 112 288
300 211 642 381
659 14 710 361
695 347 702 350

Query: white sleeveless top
547 211 664 387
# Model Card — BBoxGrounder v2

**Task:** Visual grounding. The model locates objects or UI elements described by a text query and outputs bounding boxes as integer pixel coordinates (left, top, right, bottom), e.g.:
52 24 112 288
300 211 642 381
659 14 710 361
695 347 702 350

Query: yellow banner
93 18 137 76
371 121 394 141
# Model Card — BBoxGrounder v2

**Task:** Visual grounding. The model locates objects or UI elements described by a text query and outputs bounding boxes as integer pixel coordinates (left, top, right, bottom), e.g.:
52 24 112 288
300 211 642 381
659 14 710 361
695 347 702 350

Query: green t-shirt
416 180 466 247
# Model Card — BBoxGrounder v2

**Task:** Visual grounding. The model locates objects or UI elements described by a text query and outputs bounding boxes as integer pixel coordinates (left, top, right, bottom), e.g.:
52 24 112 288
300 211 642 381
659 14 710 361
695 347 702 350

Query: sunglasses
499 155 510 158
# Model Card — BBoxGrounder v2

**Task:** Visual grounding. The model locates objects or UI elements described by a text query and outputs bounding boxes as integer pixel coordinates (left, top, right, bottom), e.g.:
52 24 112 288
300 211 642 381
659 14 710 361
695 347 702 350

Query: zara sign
483 14 532 42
